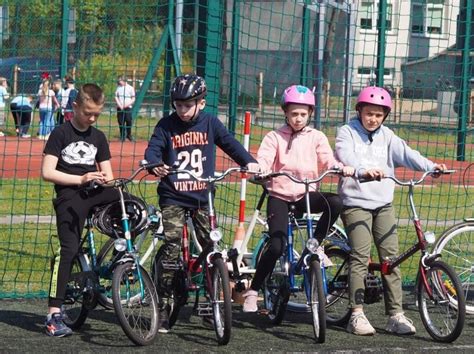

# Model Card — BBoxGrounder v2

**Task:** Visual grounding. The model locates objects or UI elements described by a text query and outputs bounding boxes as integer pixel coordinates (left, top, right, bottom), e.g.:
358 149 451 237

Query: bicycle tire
112 262 160 346
209 257 232 345
257 240 289 325
150 245 187 329
325 248 351 326
286 224 347 313
308 259 326 343
433 221 474 315
62 256 89 329
417 260 465 343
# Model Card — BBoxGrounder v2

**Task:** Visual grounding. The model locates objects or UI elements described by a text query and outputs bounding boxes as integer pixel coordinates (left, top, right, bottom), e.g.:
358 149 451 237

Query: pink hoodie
257 125 342 202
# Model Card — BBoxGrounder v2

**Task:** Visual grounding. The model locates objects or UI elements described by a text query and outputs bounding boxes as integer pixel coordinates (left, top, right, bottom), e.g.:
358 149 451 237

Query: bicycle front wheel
433 222 474 314
309 259 326 343
62 256 89 329
325 248 351 326
112 262 160 346
418 260 465 343
210 257 232 345
96 238 120 309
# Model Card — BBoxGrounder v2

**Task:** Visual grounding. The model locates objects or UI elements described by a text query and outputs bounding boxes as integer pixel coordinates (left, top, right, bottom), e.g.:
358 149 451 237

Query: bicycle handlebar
83 160 161 191
252 168 343 185
359 169 455 186
167 166 253 184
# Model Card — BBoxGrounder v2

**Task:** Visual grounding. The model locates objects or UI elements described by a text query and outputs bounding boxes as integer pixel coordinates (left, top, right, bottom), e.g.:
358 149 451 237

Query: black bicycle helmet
93 196 148 238
170 74 207 105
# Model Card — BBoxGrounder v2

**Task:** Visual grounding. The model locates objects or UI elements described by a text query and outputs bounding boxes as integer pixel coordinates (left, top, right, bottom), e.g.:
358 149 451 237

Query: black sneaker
45 313 73 337
158 308 170 334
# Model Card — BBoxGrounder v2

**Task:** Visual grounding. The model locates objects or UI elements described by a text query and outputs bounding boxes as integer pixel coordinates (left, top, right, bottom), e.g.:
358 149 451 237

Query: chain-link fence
0 0 473 298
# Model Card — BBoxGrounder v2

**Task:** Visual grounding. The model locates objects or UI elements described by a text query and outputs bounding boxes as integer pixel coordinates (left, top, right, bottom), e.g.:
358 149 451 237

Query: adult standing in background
0 77 10 137
114 76 135 141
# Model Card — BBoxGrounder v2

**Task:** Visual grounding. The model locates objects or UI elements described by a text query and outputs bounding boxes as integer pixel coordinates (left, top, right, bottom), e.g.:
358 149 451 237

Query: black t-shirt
43 121 111 193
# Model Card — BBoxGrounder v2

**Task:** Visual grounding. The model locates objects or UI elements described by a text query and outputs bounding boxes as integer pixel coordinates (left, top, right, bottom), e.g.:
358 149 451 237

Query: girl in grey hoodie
336 86 446 336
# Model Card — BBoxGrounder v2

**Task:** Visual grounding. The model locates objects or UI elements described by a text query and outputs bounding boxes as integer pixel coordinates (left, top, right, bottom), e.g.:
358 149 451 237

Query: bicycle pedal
196 303 213 317
161 260 181 271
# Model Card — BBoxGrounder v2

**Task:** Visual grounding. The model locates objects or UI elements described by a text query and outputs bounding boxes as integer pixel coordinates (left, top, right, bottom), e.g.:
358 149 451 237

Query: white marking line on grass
334 344 474 352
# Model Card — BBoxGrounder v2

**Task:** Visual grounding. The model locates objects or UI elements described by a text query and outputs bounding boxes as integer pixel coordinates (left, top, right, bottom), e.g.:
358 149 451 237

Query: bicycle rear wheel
258 241 289 325
309 259 326 343
62 256 90 329
433 222 474 314
418 260 465 343
209 257 232 345
325 248 351 326
112 262 160 346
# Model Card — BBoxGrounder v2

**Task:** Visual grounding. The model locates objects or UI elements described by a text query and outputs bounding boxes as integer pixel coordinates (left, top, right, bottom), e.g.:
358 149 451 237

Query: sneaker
346 312 376 336
242 289 258 312
0 131 4 137
385 312 416 335
45 313 73 337
20 134 31 138
158 308 170 334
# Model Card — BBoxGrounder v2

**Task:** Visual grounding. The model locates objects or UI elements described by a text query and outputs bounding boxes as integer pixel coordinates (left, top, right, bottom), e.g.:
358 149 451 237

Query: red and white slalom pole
232 111 251 252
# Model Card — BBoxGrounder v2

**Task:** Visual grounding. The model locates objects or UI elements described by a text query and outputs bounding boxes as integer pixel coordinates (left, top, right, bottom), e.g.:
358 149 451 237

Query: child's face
72 99 104 130
174 99 206 122
359 104 386 131
284 103 312 131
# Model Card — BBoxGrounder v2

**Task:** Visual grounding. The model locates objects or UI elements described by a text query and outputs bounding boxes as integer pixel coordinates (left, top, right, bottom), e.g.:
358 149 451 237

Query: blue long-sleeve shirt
144 111 256 208
335 117 435 210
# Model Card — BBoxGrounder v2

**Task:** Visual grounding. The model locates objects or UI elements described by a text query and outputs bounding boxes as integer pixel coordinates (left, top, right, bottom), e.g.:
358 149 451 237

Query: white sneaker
385 313 416 335
242 289 258 312
0 131 4 137
347 312 376 336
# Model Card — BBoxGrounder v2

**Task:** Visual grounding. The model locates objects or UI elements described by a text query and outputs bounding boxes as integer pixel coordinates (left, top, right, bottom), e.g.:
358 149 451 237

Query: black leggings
250 192 343 291
48 187 119 308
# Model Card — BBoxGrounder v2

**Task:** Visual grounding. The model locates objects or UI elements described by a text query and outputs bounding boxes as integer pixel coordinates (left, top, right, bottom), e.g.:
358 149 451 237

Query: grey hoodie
335 117 435 210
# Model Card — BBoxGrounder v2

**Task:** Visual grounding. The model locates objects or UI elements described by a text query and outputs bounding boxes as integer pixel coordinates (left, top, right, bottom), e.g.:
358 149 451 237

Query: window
359 1 393 32
357 67 392 79
411 0 444 35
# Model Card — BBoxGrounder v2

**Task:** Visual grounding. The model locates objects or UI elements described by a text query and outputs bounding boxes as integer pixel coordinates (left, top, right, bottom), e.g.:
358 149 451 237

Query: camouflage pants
157 204 211 295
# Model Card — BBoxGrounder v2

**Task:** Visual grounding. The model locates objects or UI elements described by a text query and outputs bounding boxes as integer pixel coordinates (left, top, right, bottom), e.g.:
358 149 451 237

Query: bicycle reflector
210 229 223 242
114 238 127 252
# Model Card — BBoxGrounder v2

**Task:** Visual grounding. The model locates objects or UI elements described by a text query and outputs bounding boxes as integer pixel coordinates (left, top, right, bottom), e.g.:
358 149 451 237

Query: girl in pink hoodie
242 85 354 312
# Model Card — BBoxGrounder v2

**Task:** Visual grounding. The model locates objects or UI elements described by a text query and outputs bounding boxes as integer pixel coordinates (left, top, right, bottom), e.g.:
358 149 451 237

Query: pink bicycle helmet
356 86 392 113
281 85 315 109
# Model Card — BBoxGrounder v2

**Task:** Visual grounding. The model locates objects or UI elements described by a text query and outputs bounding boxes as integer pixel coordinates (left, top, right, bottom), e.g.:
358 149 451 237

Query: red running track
0 136 472 186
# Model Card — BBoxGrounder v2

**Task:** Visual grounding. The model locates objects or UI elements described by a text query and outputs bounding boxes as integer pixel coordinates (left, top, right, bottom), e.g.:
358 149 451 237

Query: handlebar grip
358 176 381 183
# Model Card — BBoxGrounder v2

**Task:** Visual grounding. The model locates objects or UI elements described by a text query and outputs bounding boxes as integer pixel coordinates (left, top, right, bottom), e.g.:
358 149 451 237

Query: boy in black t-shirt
144 74 260 332
41 83 119 337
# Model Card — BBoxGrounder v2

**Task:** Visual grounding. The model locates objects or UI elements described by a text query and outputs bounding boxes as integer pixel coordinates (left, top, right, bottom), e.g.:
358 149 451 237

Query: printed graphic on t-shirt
61 141 97 165
172 131 208 192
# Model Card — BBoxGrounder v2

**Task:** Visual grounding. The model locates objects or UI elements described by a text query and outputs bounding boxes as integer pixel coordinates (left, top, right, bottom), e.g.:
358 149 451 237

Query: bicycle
432 164 474 315
61 162 160 346
248 168 347 343
228 179 350 326
328 170 466 343
151 166 248 345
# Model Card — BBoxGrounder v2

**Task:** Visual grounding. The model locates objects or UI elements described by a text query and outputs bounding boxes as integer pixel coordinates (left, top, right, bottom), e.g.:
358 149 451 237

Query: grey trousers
341 204 403 316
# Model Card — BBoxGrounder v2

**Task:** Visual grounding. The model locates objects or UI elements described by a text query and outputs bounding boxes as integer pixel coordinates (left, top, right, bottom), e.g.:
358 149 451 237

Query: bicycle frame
366 170 455 296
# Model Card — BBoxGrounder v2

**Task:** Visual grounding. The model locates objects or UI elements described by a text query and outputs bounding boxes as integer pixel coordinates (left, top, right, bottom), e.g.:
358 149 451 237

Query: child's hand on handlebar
432 163 447 178
362 168 385 181
246 162 264 174
341 166 355 177
151 164 170 178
